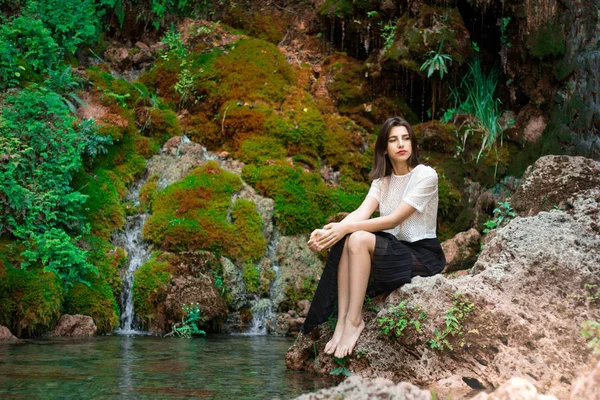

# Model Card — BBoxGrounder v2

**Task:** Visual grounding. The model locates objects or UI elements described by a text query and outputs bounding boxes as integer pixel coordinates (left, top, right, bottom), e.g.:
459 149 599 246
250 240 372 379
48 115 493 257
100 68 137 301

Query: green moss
74 168 125 240
242 263 261 294
280 275 318 313
241 163 366 235
265 89 327 157
63 278 119 334
139 174 160 213
143 161 265 262
235 135 287 164
83 235 125 299
142 106 182 145
133 251 172 328
0 266 64 337
527 22 565 58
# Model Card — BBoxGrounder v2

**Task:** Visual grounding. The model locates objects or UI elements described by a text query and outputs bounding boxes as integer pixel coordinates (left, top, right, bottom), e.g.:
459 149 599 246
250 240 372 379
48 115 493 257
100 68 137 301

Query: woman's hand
316 222 350 250
307 229 325 253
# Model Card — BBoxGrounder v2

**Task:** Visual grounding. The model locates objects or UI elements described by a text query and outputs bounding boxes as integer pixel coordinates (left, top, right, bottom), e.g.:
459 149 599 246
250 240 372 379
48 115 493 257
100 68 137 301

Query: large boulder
286 156 600 399
511 155 600 216
51 314 97 337
293 376 432 400
441 228 481 273
0 325 18 341
570 360 600 400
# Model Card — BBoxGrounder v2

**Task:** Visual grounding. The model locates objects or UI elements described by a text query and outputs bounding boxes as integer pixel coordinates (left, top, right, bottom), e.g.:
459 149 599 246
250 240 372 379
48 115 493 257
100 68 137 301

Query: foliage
330 356 350 377
242 263 261 294
168 303 207 338
0 87 107 287
499 17 511 48
377 300 427 339
420 41 452 79
428 293 474 351
449 59 506 163
380 20 397 51
581 320 600 354
43 65 85 114
482 201 516 233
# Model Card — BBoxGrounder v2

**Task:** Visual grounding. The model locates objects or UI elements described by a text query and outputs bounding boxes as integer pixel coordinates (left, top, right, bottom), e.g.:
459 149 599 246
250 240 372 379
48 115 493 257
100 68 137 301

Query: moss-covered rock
383 5 471 73
143 161 266 262
63 278 119 334
527 22 565 59
0 266 64 337
133 251 173 328
242 162 367 235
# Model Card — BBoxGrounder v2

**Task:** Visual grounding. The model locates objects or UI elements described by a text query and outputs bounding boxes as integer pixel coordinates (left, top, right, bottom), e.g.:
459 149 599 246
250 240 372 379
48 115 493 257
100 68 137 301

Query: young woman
302 116 446 358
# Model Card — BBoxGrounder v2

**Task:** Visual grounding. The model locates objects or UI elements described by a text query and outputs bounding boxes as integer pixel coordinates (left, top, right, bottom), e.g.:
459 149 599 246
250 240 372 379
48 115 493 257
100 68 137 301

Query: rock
135 41 150 50
298 300 311 317
441 228 481 273
511 155 600 217
292 376 432 400
287 155 600 399
0 326 18 341
271 235 324 312
471 377 557 400
52 315 97 337
104 46 129 64
570 360 600 400
221 257 249 311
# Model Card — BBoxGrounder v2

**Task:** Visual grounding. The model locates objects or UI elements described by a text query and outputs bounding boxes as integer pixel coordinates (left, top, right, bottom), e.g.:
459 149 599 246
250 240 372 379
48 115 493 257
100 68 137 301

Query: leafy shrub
0 87 101 286
168 303 207 338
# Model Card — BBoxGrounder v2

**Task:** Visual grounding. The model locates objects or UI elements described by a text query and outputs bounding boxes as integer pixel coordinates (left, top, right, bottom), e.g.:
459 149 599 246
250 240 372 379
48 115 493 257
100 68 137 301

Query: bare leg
334 231 375 358
325 238 350 354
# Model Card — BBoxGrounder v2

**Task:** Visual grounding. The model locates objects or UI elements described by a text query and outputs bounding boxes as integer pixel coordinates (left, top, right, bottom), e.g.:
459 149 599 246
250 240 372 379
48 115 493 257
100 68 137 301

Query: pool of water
0 335 334 399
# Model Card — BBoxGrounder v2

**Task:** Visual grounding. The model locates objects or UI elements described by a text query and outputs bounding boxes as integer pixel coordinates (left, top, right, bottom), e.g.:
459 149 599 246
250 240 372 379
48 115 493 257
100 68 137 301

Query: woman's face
385 125 412 165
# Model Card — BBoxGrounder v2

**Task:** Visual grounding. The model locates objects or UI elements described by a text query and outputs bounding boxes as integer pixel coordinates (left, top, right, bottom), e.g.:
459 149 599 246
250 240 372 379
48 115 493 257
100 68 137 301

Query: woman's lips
397 150 407 154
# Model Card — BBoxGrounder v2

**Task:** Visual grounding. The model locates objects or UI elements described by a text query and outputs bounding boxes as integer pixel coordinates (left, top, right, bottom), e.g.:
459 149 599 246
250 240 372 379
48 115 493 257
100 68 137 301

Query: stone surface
0 325 18 341
441 228 481 273
272 235 324 312
52 315 97 337
221 257 249 311
148 252 228 333
292 376 432 400
511 155 600 217
570 360 600 400
287 156 600 399
471 377 557 400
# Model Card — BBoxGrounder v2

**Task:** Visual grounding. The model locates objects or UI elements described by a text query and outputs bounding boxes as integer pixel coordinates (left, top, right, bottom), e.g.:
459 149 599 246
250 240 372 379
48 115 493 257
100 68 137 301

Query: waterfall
113 178 152 334
244 229 282 335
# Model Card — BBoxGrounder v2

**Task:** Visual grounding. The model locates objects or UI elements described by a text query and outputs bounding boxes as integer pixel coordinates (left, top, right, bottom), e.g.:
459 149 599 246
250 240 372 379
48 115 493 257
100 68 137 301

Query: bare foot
334 319 365 358
324 318 345 355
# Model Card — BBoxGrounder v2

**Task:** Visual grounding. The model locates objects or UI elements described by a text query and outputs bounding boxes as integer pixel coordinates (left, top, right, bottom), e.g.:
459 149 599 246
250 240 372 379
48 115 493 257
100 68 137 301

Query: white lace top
366 164 439 242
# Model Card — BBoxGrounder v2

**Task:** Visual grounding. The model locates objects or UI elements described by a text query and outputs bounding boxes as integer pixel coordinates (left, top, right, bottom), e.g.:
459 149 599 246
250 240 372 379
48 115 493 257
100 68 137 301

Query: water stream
113 178 152 334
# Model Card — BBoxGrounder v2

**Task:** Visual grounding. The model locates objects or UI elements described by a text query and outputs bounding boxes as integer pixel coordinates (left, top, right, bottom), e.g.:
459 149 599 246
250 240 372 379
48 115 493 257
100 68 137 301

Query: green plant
103 89 130 107
451 59 506 164
380 20 397 51
377 300 427 338
330 356 350 377
168 303 207 338
499 17 511 48
161 28 187 60
428 293 474 351
482 201 516 233
174 63 197 107
43 65 85 114
420 41 452 80
581 320 600 354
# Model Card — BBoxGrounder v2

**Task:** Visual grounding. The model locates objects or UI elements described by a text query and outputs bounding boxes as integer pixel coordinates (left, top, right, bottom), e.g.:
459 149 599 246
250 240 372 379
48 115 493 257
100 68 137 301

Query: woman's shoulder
413 164 438 178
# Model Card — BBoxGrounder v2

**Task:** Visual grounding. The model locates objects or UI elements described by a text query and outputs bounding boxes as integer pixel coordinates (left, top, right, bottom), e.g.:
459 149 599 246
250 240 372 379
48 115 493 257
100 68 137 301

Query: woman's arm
315 201 417 250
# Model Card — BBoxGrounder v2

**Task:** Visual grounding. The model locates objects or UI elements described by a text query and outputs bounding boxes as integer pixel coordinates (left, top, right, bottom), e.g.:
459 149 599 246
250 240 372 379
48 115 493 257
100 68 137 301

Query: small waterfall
244 229 282 335
114 178 152 334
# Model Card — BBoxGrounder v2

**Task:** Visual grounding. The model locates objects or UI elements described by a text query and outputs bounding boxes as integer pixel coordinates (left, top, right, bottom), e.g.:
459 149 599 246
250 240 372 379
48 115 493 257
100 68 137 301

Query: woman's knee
347 231 375 253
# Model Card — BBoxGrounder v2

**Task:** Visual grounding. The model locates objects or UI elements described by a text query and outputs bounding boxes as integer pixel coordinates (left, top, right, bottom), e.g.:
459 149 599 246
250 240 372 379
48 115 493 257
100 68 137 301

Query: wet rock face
511 155 600 216
287 155 600 399
51 315 97 337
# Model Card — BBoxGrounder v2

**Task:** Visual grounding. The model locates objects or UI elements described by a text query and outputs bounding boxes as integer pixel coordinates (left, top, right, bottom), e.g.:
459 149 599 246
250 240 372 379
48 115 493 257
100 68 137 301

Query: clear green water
0 335 334 399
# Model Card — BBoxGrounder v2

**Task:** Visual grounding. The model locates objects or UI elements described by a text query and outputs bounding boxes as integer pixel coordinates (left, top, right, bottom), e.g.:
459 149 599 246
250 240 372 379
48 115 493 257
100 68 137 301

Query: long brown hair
369 116 420 181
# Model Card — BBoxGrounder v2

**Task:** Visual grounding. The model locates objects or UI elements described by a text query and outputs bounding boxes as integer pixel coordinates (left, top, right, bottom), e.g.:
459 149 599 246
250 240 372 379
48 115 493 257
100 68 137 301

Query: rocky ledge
286 156 600 399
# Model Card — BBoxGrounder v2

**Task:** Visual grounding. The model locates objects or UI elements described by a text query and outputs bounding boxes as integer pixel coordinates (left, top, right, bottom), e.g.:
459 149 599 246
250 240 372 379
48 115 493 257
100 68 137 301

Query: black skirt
301 232 445 334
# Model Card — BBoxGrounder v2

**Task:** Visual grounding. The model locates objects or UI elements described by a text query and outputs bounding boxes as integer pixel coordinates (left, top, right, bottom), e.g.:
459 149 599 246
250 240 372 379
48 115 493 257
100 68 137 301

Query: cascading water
244 229 282 335
113 178 152 334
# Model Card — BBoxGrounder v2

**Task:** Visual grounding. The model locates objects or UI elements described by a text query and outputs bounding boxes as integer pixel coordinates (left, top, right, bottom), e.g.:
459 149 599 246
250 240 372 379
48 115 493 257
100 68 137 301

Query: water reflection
0 335 334 399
